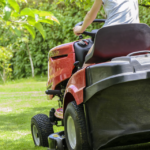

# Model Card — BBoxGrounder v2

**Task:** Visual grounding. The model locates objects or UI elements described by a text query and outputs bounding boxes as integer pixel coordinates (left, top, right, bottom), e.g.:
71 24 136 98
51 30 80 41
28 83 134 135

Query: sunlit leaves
33 9 60 24
3 6 12 21
8 0 20 12
34 22 46 39
138 0 150 8
1 0 60 39
21 9 60 25
0 0 6 7
0 0 149 80
21 0 27 2
6 21 11 25
27 16 36 26
20 8 59 39
14 27 21 36
58 0 94 10
0 47 12 61
46 16 59 24
11 11 20 17
139 0 150 5
23 24 35 39
20 8 35 17
33 10 53 17
38 19 53 25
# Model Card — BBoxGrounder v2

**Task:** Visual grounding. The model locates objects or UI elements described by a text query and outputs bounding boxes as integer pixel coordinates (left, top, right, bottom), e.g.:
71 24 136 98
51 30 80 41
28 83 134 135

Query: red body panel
47 42 75 99
64 68 86 105
47 40 91 106
49 42 75 57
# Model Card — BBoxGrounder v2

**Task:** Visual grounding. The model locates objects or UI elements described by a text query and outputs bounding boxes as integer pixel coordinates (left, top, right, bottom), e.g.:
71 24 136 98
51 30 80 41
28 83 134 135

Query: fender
63 68 86 113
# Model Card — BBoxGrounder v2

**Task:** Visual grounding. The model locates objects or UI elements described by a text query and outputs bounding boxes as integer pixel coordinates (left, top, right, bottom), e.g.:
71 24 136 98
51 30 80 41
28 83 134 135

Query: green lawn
0 77 63 150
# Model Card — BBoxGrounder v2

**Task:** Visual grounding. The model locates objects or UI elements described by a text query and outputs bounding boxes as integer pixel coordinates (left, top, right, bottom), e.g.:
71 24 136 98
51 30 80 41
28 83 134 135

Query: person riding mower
30 0 150 150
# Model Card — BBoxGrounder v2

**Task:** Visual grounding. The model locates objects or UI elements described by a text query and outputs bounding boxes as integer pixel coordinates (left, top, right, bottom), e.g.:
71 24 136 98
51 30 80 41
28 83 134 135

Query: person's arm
73 0 103 36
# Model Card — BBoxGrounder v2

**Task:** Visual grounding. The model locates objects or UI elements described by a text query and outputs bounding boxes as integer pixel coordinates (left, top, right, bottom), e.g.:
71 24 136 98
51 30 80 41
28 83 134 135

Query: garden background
0 0 150 150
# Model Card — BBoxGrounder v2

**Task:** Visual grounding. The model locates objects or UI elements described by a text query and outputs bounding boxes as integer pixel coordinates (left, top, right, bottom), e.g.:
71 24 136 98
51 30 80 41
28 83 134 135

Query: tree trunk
0 64 6 84
26 43 34 78
0 72 5 83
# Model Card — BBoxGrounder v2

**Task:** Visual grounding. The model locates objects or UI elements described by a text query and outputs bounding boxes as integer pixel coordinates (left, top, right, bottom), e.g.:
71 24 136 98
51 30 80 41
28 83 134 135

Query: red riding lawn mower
31 19 150 150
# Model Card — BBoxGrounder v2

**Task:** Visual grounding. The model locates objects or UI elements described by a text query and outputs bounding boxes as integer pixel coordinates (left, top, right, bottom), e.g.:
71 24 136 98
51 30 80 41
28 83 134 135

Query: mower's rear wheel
31 114 54 147
64 101 90 150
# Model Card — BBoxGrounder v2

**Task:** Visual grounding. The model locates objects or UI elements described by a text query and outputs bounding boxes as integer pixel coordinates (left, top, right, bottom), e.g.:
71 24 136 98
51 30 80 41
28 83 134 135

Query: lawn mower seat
85 23 150 63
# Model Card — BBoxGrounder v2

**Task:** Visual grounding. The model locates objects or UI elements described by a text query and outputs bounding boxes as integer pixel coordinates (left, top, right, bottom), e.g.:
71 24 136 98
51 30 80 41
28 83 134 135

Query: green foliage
23 24 35 39
34 22 46 39
0 0 60 81
139 0 150 6
0 46 12 83
0 0 59 39
139 0 150 25
58 0 94 10
1 0 150 79
8 0 20 12
10 0 104 78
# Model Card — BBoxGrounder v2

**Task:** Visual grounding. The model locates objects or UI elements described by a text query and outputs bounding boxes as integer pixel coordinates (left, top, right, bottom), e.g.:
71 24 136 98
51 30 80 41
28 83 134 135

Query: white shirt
102 0 139 27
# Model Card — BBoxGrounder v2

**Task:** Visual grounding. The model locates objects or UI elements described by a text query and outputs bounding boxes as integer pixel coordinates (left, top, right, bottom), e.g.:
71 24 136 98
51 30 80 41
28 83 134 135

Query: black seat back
85 24 150 63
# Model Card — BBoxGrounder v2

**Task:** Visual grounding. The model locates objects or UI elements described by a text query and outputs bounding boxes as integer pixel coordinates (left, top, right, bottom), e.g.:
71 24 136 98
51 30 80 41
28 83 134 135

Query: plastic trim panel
84 70 150 102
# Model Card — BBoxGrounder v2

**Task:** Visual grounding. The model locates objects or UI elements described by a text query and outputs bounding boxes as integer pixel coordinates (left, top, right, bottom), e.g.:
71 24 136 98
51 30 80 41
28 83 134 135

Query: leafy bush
0 46 12 83
11 1 104 78
1 0 150 79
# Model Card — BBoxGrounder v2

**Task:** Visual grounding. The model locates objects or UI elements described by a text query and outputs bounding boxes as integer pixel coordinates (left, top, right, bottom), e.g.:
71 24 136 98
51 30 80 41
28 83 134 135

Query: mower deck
47 130 150 150
103 142 150 150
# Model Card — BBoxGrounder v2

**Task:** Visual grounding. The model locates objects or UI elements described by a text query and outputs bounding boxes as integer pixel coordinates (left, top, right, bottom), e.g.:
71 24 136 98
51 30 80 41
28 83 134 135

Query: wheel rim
67 116 76 149
33 125 40 146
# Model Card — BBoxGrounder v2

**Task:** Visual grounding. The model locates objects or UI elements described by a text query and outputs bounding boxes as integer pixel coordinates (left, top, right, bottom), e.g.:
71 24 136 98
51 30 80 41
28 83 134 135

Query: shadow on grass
0 105 63 150
0 106 57 132
2 105 150 150
0 137 47 150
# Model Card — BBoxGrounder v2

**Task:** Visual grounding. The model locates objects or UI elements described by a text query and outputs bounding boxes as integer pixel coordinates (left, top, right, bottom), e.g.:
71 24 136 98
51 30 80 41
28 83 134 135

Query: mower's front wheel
31 114 54 147
64 101 90 150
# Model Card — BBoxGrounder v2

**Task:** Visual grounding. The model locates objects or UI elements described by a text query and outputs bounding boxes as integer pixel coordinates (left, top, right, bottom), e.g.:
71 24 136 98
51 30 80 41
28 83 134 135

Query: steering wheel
75 19 105 40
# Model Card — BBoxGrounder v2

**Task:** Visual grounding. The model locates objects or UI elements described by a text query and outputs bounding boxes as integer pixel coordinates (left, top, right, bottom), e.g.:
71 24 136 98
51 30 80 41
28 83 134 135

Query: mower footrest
48 131 67 150
55 108 63 119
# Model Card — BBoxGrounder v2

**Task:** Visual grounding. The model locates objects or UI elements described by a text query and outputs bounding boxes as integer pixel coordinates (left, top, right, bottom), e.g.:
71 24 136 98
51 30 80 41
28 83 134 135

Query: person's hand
73 26 84 36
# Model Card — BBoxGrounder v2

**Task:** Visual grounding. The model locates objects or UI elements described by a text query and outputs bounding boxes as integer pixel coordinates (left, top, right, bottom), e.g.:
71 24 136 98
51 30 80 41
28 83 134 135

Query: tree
1 0 150 80
0 0 59 79
0 0 59 39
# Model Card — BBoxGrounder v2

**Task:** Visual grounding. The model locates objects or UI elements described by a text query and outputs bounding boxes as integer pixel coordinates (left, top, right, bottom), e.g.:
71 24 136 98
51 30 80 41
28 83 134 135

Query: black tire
64 101 90 150
31 114 54 147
